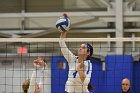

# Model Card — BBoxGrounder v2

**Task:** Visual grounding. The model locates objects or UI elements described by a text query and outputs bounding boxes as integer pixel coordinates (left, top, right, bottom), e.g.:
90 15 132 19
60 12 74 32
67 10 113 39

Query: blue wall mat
133 61 140 93
51 56 69 93
90 58 105 93
105 55 133 93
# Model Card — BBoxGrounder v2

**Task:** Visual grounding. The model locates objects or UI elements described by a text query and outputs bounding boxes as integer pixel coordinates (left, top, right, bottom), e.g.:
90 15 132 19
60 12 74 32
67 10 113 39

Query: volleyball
56 14 71 32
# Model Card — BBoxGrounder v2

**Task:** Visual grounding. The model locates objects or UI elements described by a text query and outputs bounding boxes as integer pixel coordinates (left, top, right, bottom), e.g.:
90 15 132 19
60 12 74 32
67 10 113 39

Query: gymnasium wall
51 55 139 93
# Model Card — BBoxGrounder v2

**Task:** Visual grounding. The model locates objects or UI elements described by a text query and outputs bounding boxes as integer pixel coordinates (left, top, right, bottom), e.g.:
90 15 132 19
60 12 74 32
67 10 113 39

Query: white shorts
65 81 89 93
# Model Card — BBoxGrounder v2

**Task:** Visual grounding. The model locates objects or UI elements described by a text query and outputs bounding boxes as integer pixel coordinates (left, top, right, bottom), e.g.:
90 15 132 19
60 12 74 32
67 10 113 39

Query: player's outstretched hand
60 32 67 38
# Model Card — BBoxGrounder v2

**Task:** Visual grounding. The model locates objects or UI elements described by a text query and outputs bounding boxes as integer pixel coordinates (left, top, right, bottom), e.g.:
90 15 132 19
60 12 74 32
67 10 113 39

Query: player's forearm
39 65 48 84
30 71 36 85
59 38 75 63
78 70 86 83
28 71 36 93
59 39 68 55
39 67 48 92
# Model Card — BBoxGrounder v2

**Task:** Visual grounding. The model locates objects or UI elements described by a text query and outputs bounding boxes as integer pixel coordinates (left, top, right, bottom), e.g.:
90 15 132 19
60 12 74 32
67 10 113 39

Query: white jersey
59 39 92 93
28 67 50 93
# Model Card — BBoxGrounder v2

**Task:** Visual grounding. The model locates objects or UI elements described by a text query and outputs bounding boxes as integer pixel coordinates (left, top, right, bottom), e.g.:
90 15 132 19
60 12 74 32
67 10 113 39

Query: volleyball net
0 38 140 93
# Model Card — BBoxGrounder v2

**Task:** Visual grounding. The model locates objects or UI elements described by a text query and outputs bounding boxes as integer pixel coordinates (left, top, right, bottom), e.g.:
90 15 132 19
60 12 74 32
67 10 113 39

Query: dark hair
22 79 30 93
88 83 94 92
86 43 93 60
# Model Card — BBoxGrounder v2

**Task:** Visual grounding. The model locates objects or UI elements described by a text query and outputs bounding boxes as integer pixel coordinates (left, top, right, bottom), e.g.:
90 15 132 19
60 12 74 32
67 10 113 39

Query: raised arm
28 58 46 93
38 63 48 92
28 71 36 93
28 59 41 93
59 32 75 63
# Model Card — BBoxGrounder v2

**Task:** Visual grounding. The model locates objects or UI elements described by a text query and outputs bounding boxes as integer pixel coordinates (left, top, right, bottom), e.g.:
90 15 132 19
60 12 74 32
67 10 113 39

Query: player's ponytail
86 43 93 60
88 83 94 92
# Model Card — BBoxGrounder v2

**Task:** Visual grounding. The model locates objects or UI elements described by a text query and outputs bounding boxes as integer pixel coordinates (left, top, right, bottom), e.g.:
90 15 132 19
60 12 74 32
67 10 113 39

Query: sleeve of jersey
83 63 92 85
59 38 75 63
28 71 36 93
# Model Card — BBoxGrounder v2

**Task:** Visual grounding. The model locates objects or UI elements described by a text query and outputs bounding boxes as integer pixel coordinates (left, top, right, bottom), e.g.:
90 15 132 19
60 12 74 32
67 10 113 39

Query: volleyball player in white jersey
59 32 93 93
22 57 49 93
